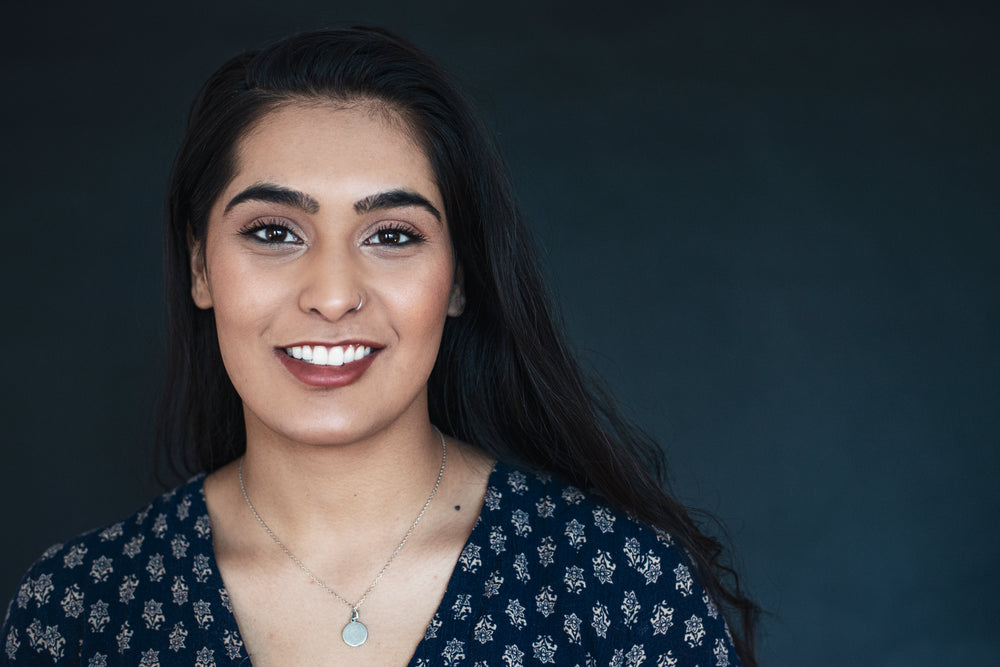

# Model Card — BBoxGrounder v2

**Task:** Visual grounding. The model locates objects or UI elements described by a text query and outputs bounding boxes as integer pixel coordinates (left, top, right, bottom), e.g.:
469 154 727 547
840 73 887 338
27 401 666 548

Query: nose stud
350 294 364 312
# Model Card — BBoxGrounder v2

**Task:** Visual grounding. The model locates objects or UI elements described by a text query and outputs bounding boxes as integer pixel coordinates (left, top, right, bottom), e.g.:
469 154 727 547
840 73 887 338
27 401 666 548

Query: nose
297 243 365 321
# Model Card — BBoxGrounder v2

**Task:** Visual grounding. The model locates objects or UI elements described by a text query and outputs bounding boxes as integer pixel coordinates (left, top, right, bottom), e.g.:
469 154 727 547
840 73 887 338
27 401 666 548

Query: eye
239 221 302 244
364 225 426 246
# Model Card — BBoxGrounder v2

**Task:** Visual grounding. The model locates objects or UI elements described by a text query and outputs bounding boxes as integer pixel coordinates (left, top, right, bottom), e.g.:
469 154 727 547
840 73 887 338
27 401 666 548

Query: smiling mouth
284 344 374 367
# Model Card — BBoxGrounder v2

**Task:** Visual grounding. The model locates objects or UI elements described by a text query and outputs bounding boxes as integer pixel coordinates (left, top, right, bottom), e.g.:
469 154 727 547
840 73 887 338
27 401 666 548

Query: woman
3 27 757 665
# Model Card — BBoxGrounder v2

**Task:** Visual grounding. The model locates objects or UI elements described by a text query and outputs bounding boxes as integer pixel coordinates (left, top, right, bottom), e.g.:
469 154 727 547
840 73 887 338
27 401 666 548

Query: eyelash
363 223 428 246
238 219 301 244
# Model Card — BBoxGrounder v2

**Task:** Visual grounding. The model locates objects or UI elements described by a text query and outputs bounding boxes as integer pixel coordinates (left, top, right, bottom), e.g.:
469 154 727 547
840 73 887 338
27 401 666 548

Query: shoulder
473 461 739 665
2 476 212 662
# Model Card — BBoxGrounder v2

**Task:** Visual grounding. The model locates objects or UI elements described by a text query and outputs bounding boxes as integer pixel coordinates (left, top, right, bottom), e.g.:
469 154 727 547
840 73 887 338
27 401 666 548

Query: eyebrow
225 183 320 214
224 183 442 222
354 189 442 223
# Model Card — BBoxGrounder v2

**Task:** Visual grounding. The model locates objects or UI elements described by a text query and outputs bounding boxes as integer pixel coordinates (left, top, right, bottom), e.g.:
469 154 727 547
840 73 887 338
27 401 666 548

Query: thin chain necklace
238 427 446 647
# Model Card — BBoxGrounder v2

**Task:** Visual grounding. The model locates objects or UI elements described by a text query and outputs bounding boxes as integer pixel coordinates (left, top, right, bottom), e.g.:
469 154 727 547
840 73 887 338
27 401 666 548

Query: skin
192 101 493 665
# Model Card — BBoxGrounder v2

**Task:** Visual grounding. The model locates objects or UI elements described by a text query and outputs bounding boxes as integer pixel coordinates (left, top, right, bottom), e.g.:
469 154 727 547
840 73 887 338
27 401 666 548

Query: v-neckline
191 459 505 665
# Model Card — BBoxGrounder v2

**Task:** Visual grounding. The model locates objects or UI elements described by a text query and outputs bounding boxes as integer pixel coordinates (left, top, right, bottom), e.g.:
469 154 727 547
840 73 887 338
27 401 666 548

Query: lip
275 344 380 388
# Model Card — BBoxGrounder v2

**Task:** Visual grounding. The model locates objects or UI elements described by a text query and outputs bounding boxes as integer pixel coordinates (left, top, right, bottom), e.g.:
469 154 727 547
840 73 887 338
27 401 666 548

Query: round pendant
342 619 368 647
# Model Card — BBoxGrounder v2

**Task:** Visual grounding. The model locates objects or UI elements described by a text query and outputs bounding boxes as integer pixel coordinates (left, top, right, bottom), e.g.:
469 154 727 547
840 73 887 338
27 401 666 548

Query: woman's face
191 102 461 446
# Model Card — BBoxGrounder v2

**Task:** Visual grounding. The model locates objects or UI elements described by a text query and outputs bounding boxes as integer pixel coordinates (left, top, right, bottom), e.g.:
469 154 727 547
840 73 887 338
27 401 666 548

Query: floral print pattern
3 461 737 665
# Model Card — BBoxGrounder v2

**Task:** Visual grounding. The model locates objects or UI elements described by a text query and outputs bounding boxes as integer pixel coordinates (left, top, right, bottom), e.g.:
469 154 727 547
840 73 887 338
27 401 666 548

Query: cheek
206 252 285 366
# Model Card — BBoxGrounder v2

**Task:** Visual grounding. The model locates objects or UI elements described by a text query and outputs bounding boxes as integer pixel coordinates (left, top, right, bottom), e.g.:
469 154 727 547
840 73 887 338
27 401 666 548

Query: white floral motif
25 619 65 661
474 614 496 644
28 573 54 605
650 601 675 635
61 584 85 618
591 602 611 638
489 526 507 554
537 536 556 567
674 563 693 597
561 486 585 505
90 556 114 583
637 551 663 585
219 587 233 613
532 634 558 664
119 574 139 603
116 620 133 654
505 598 527 629
625 644 647 667
424 613 442 640
15 580 30 608
223 629 245 659
458 543 482 573
593 549 616 584
5 628 20 660
192 553 212 583
152 513 169 538
703 592 720 619
564 565 586 594
193 599 214 629
513 552 530 582
502 643 525 667
40 543 63 559
168 622 187 652
176 496 192 521
713 638 730 666
88 654 108 667
143 600 166 630
135 505 151 525
99 523 123 541
171 534 189 559
563 612 582 644
684 614 706 647
624 537 642 568
88 600 110 633
511 508 531 537
147 553 166 582
139 648 160 666
593 507 616 533
535 585 557 618
63 544 88 569
611 648 625 667
657 652 678 667
484 486 502 511
653 526 674 545
172 576 189 606
622 590 641 626
507 470 528 494
564 519 586 550
194 514 212 539
451 593 473 620
484 570 504 597
536 495 555 518
195 646 215 667
442 638 465 665
123 535 145 558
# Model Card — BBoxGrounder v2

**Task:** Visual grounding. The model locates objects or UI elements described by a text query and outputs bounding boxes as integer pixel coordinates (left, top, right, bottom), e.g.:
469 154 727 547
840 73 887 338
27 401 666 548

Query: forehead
223 101 439 208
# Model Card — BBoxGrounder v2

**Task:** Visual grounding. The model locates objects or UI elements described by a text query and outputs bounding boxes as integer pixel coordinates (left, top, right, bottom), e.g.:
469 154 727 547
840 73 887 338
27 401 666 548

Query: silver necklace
238 428 446 647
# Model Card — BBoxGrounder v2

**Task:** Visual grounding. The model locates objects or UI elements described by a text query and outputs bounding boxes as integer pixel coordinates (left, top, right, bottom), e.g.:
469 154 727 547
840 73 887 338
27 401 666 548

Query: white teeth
312 346 328 364
329 346 344 366
287 344 373 366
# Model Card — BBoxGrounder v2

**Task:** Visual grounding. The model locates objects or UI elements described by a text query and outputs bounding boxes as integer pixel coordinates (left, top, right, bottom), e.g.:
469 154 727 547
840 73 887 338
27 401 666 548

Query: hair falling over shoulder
156 26 759 663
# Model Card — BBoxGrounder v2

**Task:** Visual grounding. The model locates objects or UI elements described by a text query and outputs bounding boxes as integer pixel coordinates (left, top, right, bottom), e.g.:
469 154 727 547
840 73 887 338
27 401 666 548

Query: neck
238 415 446 541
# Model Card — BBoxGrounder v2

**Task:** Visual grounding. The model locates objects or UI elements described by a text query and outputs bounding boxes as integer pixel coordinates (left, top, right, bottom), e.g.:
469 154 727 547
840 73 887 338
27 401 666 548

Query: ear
447 265 465 317
188 228 213 310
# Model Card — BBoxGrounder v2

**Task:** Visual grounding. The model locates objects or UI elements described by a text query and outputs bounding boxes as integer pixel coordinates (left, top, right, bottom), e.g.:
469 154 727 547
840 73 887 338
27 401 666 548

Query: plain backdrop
2 1 997 664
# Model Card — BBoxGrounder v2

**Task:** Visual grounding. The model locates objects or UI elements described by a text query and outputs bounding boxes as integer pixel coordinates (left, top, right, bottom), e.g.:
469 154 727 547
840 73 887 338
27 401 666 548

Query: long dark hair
159 26 758 663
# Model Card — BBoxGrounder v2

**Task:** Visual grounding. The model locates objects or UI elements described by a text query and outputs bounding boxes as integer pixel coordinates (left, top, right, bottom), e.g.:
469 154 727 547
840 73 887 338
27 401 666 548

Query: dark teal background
2 1 997 663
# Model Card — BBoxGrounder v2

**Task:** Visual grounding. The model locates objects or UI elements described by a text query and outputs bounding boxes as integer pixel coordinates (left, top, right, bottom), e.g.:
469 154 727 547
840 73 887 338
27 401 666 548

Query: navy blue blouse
3 461 738 666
